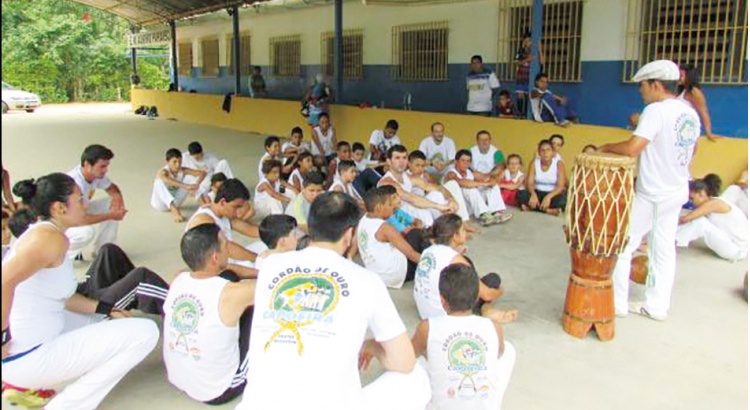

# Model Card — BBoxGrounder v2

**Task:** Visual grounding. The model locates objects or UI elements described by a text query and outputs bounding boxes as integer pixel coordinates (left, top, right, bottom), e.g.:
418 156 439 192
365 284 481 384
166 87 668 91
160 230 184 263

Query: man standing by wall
466 55 500 116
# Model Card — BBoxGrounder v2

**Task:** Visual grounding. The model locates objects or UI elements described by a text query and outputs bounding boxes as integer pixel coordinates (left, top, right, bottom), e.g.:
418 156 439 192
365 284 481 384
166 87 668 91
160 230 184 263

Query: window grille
321 29 364 79
270 35 301 77
178 42 192 76
227 33 252 76
201 38 220 77
623 0 747 84
391 21 449 81
497 0 583 83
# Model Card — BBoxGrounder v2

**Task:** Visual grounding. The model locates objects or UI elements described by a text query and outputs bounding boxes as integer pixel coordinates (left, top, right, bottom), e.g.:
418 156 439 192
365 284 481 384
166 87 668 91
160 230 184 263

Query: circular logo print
172 298 200 334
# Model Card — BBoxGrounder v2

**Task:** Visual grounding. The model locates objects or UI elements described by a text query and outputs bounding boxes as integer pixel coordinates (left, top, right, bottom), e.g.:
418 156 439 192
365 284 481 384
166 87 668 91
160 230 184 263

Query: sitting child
285 171 325 232
352 142 375 172
358 186 425 288
496 89 518 118
328 160 364 209
499 154 525 207
411 264 516 410
288 152 315 193
201 172 227 205
326 141 353 187
150 148 206 222
254 160 296 219
258 136 294 180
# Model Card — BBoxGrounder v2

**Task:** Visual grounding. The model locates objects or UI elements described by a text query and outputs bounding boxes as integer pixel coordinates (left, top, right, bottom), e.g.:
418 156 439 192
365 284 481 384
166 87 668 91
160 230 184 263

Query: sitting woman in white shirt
517 139 567 215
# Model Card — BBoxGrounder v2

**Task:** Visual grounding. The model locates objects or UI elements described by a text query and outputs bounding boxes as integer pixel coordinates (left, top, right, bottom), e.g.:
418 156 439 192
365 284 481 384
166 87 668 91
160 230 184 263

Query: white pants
431 180 471 222
612 193 685 317
362 362 431 410
254 191 295 220
185 159 234 197
401 202 437 228
461 185 506 218
1 312 159 410
65 198 118 256
676 216 747 261
721 185 748 217
421 341 516 410
150 179 189 212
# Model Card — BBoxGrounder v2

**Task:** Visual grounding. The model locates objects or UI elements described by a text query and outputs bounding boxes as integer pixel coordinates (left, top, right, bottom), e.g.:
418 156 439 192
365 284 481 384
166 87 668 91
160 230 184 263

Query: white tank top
533 157 559 192
164 273 240 402
470 145 498 174
445 166 474 184
164 165 185 195
407 171 427 197
289 168 304 190
258 153 273 178
414 244 459 320
5 222 77 355
708 197 748 249
427 315 501 410
313 126 335 156
378 170 413 193
255 177 280 203
329 180 362 200
188 206 233 242
357 215 408 288
503 169 524 184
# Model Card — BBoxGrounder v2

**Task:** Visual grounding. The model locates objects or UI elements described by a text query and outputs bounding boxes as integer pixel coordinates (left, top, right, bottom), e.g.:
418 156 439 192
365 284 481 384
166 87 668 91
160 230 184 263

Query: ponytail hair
29 173 77 220
12 179 37 205
429 214 463 245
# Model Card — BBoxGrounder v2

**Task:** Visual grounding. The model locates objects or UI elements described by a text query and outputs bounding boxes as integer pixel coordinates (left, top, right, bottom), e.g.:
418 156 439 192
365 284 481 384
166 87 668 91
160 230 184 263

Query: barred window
624 0 748 84
227 33 252 76
201 38 219 77
497 0 583 83
391 22 449 81
178 42 192 77
270 35 301 77
321 29 364 79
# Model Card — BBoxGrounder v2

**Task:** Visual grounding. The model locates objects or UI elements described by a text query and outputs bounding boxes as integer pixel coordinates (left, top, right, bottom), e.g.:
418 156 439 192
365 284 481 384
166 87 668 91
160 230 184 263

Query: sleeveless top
502 169 524 184
255 177 281 203
5 221 77 355
707 197 748 249
164 273 239 402
414 244 459 320
533 157 559 192
407 170 428 196
445 166 475 185
188 206 233 242
312 126 335 156
378 170 414 193
357 215 408 288
289 168 304 190
470 146 498 174
329 180 362 200
427 315 501 410
164 165 185 196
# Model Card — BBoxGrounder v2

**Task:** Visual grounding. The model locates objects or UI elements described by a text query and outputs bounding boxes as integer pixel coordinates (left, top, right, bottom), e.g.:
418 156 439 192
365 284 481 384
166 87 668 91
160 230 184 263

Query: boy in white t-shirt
418 122 457 181
369 119 402 162
151 148 206 223
182 141 235 198
412 264 516 410
235 192 430 410
282 126 310 158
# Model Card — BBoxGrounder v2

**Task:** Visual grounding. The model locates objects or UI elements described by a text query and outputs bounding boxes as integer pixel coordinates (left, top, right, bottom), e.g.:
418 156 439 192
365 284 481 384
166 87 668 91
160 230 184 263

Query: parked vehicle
2 82 41 114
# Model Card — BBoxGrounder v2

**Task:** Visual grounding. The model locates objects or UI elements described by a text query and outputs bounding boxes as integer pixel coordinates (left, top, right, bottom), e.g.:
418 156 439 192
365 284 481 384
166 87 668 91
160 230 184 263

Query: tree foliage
1 0 170 103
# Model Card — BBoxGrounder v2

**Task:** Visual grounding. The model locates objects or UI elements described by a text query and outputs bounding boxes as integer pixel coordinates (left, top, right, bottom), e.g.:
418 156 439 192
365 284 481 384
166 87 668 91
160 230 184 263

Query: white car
2 82 42 114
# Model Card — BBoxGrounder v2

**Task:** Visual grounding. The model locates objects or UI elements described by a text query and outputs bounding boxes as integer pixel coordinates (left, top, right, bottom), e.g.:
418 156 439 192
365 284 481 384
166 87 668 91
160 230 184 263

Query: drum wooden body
563 153 635 341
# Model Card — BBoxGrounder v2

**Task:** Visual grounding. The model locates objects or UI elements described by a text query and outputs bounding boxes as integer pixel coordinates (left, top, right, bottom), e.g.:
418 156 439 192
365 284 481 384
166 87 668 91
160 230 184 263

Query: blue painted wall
180 60 748 138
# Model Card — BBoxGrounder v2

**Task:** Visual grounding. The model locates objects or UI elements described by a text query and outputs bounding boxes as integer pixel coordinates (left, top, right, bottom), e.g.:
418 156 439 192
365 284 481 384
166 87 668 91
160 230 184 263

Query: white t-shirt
357 215 408 288
633 98 700 201
427 314 502 410
414 244 459 320
163 273 239 402
466 70 500 113
282 141 310 155
419 136 457 166
369 130 401 158
182 151 220 173
236 246 407 409
68 165 112 206
469 146 499 174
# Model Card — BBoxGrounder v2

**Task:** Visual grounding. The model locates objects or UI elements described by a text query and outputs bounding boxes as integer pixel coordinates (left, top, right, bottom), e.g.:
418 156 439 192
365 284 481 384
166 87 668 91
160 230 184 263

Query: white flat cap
632 60 680 82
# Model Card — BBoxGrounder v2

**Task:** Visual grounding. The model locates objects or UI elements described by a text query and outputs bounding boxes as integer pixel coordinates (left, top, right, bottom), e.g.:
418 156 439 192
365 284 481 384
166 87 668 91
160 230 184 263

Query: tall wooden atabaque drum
563 153 635 341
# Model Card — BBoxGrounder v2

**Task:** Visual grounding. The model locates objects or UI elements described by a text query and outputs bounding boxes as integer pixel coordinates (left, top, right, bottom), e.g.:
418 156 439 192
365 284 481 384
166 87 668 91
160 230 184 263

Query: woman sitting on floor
1 173 159 409
517 139 567 215
677 175 748 262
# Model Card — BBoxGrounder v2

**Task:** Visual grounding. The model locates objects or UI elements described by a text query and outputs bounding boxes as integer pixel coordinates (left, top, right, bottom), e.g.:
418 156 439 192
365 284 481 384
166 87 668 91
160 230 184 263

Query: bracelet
1 327 10 346
95 301 114 317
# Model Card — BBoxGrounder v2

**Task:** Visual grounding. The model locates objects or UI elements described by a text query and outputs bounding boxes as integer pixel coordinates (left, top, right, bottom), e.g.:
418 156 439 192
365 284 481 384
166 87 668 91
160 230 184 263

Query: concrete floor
1 104 747 410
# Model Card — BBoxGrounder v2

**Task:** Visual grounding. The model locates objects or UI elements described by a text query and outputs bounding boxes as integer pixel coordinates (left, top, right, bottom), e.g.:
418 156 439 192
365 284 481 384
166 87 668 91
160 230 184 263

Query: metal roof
69 0 264 27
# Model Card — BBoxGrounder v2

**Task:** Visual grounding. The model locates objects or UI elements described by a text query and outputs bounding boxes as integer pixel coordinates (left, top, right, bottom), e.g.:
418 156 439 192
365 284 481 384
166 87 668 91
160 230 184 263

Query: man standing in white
418 122 457 181
599 60 701 321
466 55 500 116
236 192 430 410
181 141 234 199
66 144 127 258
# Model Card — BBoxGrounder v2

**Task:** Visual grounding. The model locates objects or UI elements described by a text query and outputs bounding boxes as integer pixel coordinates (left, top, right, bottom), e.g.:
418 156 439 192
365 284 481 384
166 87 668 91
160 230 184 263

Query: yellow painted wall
132 89 748 184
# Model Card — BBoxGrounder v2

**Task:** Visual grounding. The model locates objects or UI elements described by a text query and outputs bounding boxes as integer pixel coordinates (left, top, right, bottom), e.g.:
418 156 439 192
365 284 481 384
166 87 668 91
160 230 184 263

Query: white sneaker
615 310 628 318
629 302 667 321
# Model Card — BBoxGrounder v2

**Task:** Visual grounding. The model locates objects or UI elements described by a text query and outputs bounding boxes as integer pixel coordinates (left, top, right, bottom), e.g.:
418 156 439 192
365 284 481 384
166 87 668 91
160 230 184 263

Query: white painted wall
175 0 632 67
